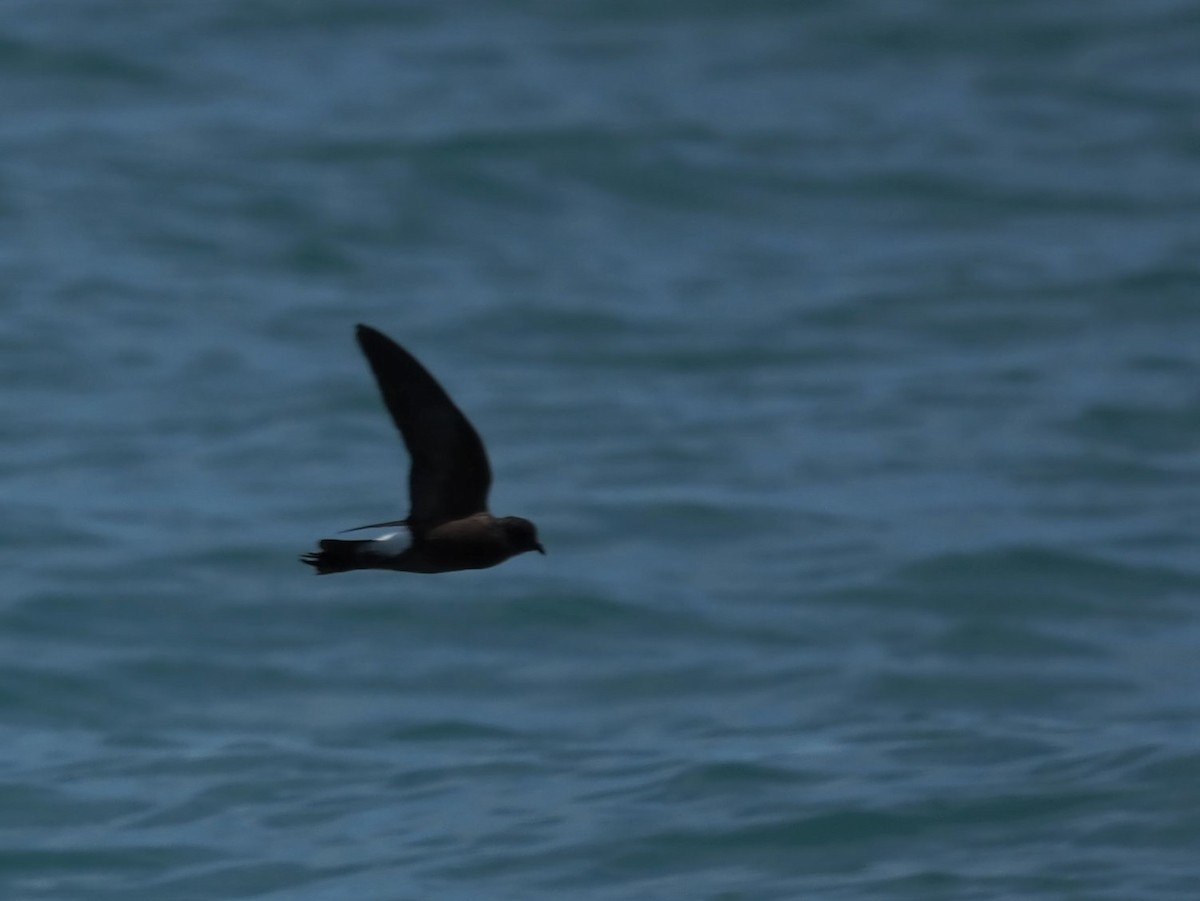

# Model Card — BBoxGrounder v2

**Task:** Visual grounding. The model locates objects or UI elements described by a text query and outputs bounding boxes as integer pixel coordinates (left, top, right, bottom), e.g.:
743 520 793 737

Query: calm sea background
2 2 1199 899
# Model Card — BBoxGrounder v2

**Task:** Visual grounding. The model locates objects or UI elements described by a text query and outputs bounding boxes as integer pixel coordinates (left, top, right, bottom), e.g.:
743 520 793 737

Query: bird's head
500 516 545 556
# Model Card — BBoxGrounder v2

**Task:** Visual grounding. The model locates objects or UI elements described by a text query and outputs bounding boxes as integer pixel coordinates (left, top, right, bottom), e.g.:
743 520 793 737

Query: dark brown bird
301 325 544 575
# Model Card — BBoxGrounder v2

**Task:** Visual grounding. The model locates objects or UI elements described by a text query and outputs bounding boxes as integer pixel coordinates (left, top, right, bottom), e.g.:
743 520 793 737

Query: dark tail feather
299 538 371 575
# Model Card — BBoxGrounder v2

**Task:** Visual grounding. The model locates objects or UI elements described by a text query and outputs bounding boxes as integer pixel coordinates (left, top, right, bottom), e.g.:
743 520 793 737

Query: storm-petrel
300 325 544 574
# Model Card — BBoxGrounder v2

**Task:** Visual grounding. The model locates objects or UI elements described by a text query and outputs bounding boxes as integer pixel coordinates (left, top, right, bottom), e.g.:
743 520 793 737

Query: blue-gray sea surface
2 2 1200 899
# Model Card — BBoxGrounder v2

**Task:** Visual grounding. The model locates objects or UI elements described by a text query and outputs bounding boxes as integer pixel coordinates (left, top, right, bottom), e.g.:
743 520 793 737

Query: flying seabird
300 324 544 574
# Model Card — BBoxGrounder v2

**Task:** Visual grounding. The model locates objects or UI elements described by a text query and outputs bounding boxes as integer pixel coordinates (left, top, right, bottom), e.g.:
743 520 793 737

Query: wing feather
355 325 492 531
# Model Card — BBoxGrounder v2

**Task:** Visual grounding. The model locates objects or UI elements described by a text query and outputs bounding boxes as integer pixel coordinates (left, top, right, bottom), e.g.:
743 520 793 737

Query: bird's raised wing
354 325 492 531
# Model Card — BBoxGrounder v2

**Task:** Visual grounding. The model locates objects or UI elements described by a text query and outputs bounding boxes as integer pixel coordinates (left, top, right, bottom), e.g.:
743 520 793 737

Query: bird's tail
299 539 372 575
300 527 412 575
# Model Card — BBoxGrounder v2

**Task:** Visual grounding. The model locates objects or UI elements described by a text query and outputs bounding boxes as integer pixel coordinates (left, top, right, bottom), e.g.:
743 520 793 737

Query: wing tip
357 324 402 358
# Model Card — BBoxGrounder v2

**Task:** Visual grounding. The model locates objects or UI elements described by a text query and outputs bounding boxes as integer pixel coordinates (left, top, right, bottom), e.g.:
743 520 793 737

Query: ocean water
2 1 1200 898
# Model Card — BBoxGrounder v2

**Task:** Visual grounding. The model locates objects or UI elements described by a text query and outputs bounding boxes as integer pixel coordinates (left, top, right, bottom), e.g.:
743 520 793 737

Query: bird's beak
535 543 546 555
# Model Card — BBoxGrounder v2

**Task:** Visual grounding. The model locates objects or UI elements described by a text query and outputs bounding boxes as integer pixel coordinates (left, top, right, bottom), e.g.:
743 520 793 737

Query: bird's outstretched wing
354 325 492 531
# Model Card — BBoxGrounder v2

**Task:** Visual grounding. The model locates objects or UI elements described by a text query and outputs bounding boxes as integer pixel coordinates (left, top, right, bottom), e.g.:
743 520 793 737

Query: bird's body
301 326 543 575
306 515 539 575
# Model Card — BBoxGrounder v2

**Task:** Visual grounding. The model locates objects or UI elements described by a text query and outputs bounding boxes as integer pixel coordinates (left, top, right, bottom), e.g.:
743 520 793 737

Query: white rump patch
357 526 413 558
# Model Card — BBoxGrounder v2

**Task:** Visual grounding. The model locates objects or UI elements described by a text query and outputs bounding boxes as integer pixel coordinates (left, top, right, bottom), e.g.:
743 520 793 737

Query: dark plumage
301 325 544 575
